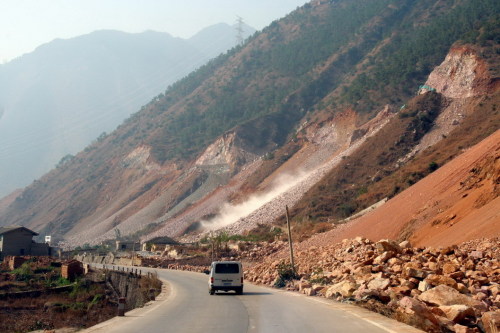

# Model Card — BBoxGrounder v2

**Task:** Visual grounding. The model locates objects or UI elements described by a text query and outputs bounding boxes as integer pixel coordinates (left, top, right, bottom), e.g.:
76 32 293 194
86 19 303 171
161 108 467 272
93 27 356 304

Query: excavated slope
298 129 500 249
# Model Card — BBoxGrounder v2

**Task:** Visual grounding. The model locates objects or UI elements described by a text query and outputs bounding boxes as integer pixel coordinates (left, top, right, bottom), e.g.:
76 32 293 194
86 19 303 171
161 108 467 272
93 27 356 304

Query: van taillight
211 277 214 283
241 277 243 284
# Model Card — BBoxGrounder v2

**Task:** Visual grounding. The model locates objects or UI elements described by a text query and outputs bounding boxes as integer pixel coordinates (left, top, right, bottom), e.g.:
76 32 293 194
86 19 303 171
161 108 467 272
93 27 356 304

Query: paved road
83 267 423 333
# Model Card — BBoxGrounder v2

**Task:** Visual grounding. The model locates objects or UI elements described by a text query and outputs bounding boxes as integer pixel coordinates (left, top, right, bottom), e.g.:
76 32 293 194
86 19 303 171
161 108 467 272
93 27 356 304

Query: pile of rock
245 237 499 333
237 241 287 261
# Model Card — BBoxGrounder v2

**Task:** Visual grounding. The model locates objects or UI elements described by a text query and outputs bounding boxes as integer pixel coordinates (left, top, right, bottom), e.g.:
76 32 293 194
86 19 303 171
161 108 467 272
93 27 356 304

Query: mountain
0 0 497 248
0 24 255 197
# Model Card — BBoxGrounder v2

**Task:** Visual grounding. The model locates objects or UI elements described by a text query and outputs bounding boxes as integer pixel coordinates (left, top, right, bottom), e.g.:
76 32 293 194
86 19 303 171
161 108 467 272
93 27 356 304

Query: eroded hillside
0 0 498 248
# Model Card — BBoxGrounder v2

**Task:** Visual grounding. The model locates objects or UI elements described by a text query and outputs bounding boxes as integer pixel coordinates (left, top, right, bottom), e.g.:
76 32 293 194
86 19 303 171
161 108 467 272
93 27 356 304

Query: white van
207 261 243 295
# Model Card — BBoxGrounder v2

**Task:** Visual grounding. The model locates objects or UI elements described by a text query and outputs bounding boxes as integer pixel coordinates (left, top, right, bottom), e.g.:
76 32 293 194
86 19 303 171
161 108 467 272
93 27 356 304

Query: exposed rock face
122 146 161 171
425 46 490 99
406 45 495 169
215 106 395 236
244 237 500 333
194 132 258 172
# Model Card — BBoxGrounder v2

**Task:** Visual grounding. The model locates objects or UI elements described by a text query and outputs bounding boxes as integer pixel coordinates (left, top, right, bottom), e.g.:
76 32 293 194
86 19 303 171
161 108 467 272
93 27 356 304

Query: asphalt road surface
83 267 423 333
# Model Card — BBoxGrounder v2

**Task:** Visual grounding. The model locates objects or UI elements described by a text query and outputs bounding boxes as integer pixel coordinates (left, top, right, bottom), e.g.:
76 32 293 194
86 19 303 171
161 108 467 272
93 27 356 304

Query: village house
115 240 140 252
0 226 51 260
141 236 178 252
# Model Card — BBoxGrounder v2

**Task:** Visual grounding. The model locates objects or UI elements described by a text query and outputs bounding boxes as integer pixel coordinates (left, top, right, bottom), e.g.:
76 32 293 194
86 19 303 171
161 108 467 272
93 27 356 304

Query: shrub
428 161 439 172
309 267 329 285
12 262 34 281
274 261 299 288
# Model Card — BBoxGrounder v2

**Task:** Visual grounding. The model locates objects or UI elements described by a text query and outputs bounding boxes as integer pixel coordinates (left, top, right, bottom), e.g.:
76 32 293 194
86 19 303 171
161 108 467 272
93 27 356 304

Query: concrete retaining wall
75 253 142 266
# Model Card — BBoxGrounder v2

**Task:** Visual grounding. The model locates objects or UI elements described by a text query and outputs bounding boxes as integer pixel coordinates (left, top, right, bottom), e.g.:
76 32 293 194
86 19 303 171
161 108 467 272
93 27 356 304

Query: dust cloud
201 170 310 230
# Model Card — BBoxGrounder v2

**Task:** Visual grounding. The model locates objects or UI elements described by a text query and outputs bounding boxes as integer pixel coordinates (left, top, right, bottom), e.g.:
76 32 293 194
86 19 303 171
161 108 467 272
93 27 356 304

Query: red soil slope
302 129 500 249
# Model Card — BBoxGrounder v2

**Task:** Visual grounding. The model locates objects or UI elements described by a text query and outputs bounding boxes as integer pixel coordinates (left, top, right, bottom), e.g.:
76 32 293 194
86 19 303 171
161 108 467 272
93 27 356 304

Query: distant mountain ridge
0 23 255 197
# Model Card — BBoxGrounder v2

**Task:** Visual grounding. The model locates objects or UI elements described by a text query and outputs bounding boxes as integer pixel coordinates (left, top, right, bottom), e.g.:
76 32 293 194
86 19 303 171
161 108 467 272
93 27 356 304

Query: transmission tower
236 16 244 45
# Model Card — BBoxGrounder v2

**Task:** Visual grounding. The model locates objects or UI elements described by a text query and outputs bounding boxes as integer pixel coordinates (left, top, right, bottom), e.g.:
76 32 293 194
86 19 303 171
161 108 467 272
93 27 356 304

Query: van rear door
213 262 241 287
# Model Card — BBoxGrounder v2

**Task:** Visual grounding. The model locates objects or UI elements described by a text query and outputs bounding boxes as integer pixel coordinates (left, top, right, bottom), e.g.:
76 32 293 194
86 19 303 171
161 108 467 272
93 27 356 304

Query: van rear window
215 263 239 274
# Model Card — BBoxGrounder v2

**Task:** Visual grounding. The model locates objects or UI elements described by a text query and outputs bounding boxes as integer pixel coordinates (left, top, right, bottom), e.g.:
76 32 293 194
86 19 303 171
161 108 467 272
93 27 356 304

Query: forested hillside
0 0 497 247
0 24 254 197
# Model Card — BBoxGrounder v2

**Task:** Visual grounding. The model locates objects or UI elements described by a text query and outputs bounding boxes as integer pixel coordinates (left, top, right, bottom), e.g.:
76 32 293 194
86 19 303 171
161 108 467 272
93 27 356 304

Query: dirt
0 258 162 333
0 293 116 333
297 129 500 250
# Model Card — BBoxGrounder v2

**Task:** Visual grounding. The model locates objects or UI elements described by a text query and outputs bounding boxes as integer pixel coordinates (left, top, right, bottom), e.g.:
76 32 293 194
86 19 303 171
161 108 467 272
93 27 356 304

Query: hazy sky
0 0 309 63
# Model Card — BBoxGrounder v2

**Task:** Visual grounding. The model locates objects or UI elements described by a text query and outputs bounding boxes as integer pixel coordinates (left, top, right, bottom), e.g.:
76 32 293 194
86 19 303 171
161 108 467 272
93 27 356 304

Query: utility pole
210 231 214 262
285 205 295 271
235 16 244 45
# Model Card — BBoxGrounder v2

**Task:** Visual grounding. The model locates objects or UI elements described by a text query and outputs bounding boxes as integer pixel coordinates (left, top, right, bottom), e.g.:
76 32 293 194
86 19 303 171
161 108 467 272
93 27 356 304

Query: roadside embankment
245 237 499 333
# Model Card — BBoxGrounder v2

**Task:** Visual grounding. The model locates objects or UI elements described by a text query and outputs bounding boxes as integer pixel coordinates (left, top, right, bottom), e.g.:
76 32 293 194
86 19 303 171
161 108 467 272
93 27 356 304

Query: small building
61 260 84 280
0 226 51 260
141 236 178 252
115 241 140 252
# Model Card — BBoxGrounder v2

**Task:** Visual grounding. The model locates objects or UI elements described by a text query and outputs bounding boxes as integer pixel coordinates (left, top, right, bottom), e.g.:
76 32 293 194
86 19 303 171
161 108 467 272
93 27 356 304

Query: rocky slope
181 44 499 243
244 237 500 333
294 127 500 252
290 45 500 249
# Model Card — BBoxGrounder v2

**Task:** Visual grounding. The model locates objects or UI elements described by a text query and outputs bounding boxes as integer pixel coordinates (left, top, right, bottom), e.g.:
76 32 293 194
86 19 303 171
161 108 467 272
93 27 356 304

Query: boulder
481 310 500 333
312 284 327 294
443 263 459 274
375 239 402 254
373 251 395 264
453 324 480 333
299 280 312 292
469 251 483 259
325 280 358 298
427 261 439 272
464 260 476 271
489 285 499 299
456 283 469 294
399 240 412 249
392 264 403 273
439 304 475 323
449 271 466 280
398 296 441 332
353 265 372 277
387 257 403 266
390 286 412 297
418 280 432 292
303 287 316 296
440 246 457 255
367 277 390 290
354 284 391 303
425 274 458 289
420 285 487 312
404 267 430 280
467 271 490 285
474 292 488 302
404 261 423 270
